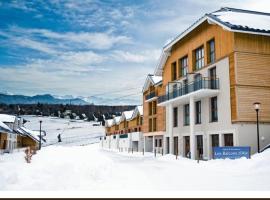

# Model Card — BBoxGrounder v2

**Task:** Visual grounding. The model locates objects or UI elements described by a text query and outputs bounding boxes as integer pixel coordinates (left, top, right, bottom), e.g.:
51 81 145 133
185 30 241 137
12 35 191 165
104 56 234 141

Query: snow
20 127 41 142
212 10 270 32
22 116 104 146
105 119 114 127
121 110 134 121
1 116 270 197
0 114 16 123
137 105 143 115
150 75 162 84
0 121 12 133
1 143 270 193
113 116 121 124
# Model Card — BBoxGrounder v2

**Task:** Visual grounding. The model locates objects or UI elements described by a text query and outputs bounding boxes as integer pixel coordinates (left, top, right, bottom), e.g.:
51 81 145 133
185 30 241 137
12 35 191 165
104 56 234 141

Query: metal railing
145 91 156 100
158 78 219 104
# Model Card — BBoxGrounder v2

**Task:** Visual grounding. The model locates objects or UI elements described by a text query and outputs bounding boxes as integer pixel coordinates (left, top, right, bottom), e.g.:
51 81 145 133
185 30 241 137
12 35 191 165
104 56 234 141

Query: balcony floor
157 89 219 107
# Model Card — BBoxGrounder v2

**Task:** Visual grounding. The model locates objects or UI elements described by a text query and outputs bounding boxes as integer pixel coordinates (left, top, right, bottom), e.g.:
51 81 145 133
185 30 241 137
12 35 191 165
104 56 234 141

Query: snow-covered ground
1 116 270 197
23 115 104 146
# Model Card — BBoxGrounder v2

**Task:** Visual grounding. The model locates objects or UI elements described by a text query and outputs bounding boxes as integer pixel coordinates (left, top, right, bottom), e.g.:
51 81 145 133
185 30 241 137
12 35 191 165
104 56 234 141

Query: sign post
213 146 251 159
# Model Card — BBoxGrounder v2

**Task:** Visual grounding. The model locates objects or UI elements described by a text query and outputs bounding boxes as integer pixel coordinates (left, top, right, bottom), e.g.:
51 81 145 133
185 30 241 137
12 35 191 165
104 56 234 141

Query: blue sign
213 146 250 159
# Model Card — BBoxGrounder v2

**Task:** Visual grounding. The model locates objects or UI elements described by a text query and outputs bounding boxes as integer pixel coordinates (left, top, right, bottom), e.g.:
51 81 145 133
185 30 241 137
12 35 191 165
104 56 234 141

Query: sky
0 0 269 105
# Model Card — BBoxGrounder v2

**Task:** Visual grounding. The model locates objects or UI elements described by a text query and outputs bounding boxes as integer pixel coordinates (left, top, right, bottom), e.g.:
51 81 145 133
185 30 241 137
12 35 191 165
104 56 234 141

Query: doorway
196 135 203 159
224 134 233 146
174 136 178 155
184 136 190 158
166 137 170 154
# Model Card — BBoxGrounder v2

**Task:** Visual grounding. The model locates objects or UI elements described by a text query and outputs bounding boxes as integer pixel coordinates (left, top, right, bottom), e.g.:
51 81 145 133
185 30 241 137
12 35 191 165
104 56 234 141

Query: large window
210 96 218 122
207 39 215 64
209 67 217 89
195 101 201 124
184 104 190 126
183 79 188 94
211 134 219 147
148 118 152 132
224 134 233 146
179 56 188 77
153 101 157 115
153 117 157 132
171 62 177 81
173 107 178 127
195 46 204 70
148 102 152 115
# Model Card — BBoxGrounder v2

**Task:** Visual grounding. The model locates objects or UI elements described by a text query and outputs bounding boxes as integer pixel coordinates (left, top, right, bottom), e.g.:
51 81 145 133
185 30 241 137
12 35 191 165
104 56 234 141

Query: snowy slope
23 116 104 146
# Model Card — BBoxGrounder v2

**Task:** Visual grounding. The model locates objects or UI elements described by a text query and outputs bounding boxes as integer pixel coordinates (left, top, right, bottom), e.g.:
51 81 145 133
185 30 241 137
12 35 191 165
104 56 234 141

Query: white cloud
110 50 160 63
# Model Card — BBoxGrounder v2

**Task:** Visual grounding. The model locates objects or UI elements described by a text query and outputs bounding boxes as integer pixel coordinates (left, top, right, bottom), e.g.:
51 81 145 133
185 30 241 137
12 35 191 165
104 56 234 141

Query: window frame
171 61 177 81
207 39 215 64
195 101 201 124
184 104 190 126
210 96 218 122
194 45 204 70
173 107 178 127
179 56 188 78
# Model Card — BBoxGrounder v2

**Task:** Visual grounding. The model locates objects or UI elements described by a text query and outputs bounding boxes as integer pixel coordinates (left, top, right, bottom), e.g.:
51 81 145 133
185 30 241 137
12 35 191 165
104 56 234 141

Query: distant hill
0 94 89 105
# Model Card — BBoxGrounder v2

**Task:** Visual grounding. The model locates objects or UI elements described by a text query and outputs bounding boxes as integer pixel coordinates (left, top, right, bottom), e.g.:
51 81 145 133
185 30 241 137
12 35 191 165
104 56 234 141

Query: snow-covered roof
0 114 16 123
132 106 143 119
121 110 134 121
105 119 114 128
113 116 121 125
142 74 162 92
154 7 270 76
0 121 13 133
20 127 41 143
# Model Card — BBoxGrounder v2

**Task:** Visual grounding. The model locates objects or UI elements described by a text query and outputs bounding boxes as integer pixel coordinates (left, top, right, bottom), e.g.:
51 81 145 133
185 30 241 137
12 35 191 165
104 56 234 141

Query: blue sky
0 0 269 105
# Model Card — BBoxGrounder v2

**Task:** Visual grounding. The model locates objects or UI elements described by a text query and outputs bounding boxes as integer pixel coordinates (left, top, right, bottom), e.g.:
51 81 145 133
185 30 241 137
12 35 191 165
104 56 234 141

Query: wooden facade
17 135 38 149
142 82 166 134
0 132 8 149
160 21 270 123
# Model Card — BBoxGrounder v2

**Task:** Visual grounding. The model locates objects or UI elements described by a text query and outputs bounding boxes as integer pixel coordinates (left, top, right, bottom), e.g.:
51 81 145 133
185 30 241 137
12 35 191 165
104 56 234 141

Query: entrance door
166 137 170 154
196 135 203 159
184 136 190 158
224 134 233 146
174 136 178 155
211 134 219 147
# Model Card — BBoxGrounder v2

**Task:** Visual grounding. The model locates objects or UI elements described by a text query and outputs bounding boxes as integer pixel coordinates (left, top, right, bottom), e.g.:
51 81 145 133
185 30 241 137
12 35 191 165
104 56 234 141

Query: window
173 107 178 127
194 46 204 70
153 117 157 132
140 117 143 125
195 101 201 124
183 79 188 94
184 104 190 126
148 118 152 132
194 74 202 91
224 134 233 146
207 39 215 63
211 134 219 147
209 67 217 89
210 96 218 122
153 101 157 115
179 56 188 77
148 102 152 115
171 62 177 81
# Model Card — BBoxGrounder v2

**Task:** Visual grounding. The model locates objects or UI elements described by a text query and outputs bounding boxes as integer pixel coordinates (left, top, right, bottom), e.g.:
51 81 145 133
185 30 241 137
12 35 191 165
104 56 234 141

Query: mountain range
0 93 140 106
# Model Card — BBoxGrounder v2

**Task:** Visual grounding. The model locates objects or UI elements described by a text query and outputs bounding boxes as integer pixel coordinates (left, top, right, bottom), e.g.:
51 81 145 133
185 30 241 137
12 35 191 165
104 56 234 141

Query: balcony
158 78 219 105
145 91 157 101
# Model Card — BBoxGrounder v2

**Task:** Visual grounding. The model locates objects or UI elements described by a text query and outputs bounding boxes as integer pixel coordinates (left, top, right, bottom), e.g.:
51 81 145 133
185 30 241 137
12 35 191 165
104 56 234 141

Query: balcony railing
145 91 157 100
158 78 219 104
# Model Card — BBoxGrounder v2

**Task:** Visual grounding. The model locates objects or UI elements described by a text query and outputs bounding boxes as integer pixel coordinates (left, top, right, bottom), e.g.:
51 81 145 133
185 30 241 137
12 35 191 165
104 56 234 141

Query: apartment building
101 106 144 151
142 74 166 153
153 7 270 159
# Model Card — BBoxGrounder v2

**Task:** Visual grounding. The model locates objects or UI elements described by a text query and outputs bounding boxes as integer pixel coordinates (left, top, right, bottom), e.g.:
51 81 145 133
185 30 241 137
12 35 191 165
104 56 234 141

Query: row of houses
0 114 40 153
101 7 270 160
101 106 144 152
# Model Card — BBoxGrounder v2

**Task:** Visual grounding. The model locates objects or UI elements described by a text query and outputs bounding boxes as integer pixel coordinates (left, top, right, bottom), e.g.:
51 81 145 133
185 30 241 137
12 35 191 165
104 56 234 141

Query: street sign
213 146 251 159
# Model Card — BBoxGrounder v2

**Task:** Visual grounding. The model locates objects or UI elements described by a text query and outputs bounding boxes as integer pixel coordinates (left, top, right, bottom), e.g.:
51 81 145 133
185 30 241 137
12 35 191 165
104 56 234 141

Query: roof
142 74 162 92
105 119 114 128
113 116 121 125
0 121 13 133
132 105 143 119
154 7 270 76
121 110 134 121
0 114 16 123
19 127 41 143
